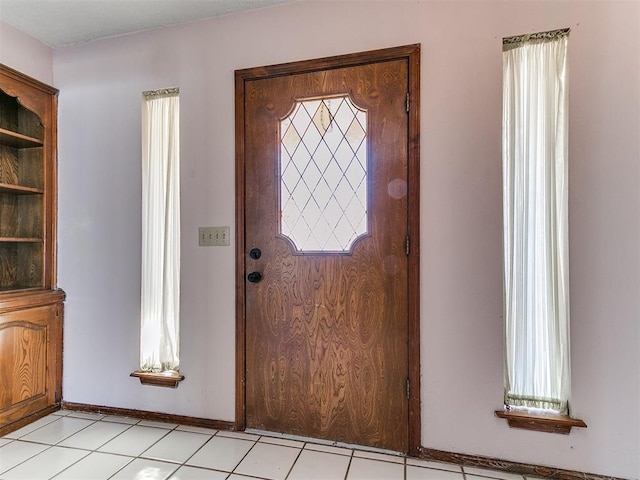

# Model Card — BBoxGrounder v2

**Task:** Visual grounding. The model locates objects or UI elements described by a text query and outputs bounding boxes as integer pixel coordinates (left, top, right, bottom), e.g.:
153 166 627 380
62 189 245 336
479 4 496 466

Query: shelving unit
0 63 65 436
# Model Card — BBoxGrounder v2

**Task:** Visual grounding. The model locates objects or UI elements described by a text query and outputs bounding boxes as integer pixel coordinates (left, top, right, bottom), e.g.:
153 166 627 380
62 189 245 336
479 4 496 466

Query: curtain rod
503 28 570 46
143 87 179 98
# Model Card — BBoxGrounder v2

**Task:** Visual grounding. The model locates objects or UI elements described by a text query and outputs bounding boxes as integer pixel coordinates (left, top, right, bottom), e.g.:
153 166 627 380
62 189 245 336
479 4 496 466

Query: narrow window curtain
140 88 180 373
502 29 570 414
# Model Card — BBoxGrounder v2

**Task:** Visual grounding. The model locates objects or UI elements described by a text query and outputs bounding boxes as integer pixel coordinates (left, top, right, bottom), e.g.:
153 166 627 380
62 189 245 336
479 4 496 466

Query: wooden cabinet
0 291 64 436
0 64 64 436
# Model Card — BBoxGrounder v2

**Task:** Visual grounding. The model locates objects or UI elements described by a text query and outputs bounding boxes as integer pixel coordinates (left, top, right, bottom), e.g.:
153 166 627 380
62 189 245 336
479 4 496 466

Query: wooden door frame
234 44 421 455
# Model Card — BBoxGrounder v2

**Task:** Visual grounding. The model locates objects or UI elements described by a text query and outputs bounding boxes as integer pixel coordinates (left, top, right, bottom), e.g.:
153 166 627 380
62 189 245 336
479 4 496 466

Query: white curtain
502 32 570 414
140 89 180 373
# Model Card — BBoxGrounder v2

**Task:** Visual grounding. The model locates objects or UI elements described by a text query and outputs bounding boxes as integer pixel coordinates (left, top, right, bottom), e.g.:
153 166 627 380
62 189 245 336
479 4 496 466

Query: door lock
247 271 262 283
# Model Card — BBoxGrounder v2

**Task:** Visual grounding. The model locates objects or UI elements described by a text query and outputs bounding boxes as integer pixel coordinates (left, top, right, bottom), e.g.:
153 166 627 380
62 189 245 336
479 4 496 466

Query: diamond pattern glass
280 96 367 252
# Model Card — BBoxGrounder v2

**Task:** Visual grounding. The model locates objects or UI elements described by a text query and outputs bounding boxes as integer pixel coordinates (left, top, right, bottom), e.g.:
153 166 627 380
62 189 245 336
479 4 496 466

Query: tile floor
0 410 539 480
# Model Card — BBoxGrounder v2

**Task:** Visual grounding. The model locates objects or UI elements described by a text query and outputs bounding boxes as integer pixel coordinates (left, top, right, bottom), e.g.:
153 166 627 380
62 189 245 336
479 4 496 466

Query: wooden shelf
0 288 64 311
495 410 587 434
0 286 42 294
0 237 43 243
130 371 185 388
0 183 44 195
0 127 43 148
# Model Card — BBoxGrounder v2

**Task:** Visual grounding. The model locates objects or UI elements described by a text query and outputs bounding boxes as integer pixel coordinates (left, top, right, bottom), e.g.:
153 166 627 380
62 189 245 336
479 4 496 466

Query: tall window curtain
140 88 180 373
502 30 570 414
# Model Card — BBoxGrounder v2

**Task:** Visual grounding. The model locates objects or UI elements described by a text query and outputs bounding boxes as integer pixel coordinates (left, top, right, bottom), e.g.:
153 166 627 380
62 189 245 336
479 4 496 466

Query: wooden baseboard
61 402 236 432
0 404 60 438
56 403 621 480
421 447 626 480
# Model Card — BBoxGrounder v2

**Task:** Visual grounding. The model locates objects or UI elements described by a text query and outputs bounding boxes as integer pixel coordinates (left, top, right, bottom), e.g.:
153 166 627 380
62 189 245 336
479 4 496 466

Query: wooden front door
236 45 420 453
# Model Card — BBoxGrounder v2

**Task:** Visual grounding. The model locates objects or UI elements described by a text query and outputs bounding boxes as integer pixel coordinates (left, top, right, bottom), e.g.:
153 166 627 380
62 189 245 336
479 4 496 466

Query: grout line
180 430 220 470
231 438 261 476
1 414 524 480
343 453 354 480
49 418 145 480
105 455 145 480
53 417 103 445
0 443 55 476
89 423 137 452
3 414 61 440
46 448 93 480
128 423 174 462
87 421 136 453
283 444 304 480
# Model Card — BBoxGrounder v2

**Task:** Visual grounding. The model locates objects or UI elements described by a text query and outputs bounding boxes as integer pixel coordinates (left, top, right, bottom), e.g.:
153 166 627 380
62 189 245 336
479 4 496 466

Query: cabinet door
0 304 61 428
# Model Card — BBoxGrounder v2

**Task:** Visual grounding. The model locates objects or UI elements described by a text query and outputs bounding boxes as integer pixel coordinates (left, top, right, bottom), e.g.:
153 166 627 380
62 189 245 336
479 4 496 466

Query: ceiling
0 0 298 47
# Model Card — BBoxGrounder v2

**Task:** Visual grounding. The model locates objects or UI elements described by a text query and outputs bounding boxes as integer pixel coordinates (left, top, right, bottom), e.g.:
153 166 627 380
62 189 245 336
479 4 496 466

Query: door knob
247 271 262 283
249 248 262 259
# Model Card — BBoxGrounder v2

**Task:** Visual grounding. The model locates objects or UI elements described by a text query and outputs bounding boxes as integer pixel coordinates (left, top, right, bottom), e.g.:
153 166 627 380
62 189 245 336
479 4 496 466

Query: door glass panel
280 96 367 252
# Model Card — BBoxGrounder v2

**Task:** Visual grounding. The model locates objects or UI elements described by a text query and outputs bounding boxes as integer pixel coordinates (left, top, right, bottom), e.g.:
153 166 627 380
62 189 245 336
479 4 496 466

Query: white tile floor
0 410 537 480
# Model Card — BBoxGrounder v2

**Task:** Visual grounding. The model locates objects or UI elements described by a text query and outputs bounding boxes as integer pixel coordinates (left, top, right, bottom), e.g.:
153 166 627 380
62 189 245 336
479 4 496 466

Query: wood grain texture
18 147 45 190
130 371 185 388
0 64 55 292
0 184 44 195
0 145 20 185
0 129 43 149
495 409 586 434
405 46 421 457
0 64 57 125
0 299 62 430
0 241 43 289
1 145 44 187
0 90 43 140
0 64 62 435
0 194 43 238
0 404 58 438
243 54 411 451
0 321 47 411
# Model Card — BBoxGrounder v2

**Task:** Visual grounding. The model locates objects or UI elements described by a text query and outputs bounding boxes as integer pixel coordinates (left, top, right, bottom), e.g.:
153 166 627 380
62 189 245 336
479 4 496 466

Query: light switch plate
199 226 230 246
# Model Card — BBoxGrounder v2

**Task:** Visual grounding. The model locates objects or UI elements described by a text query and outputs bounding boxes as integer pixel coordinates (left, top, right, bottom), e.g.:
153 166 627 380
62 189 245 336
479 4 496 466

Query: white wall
52 1 639 478
0 20 52 85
